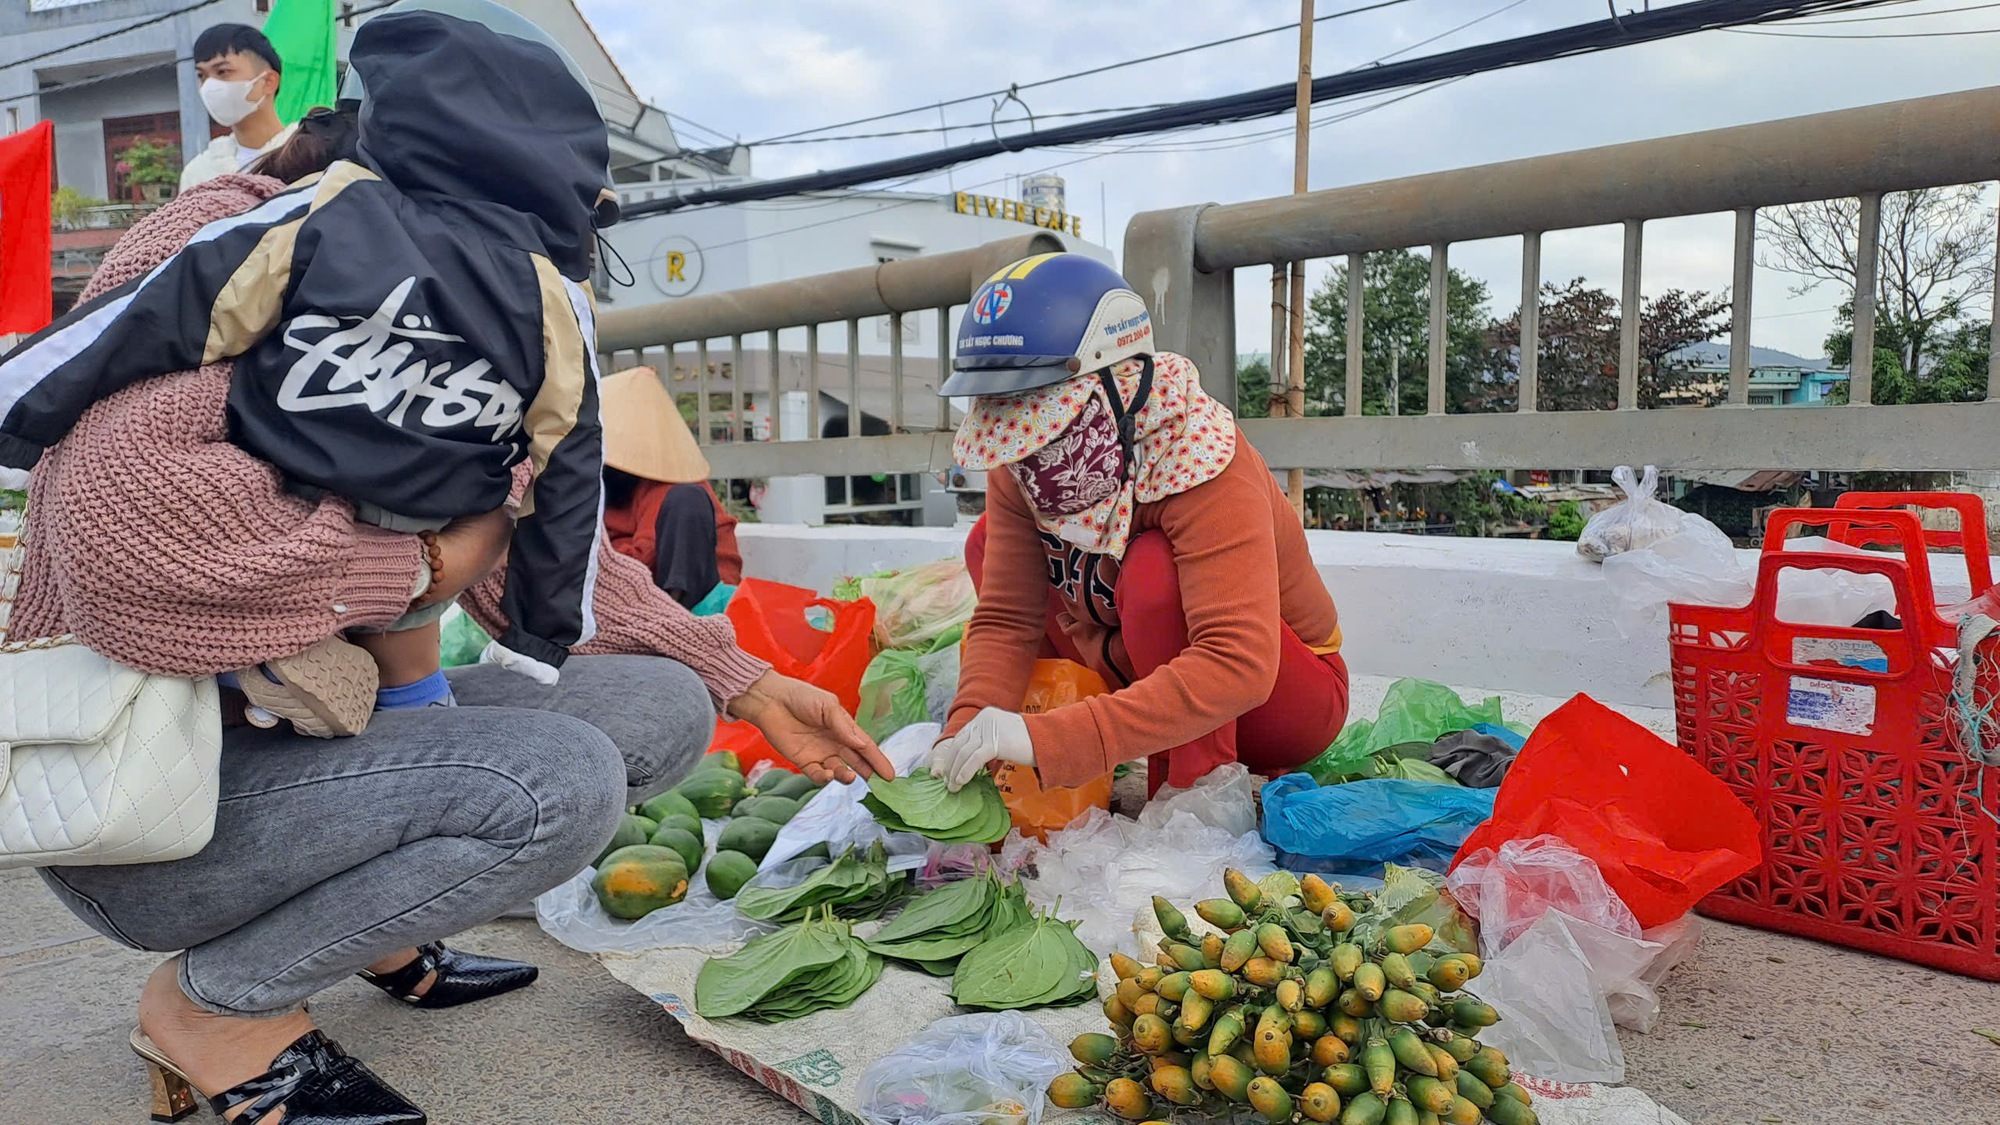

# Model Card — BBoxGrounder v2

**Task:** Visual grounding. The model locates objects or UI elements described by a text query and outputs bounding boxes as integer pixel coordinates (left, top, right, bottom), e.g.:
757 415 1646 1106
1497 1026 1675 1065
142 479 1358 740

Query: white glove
927 708 1034 792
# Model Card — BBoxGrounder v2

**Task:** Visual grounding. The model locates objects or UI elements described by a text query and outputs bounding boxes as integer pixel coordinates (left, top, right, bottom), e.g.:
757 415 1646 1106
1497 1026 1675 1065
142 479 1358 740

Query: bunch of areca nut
1048 869 1536 1125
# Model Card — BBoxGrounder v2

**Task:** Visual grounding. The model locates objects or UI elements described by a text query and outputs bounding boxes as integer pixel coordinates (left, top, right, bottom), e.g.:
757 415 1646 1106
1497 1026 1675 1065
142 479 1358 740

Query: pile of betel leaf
733 841 908 923
694 906 883 1022
864 867 1032 975
863 767 1011 844
950 905 1101 1011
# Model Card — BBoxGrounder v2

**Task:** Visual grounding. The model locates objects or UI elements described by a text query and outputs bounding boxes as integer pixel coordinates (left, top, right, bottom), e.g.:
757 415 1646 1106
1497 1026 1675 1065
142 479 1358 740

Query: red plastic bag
1451 695 1760 929
710 579 876 774
990 659 1115 841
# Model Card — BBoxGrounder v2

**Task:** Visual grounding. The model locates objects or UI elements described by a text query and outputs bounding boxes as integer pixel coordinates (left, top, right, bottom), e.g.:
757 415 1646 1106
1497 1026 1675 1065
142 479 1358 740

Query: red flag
0 121 54 335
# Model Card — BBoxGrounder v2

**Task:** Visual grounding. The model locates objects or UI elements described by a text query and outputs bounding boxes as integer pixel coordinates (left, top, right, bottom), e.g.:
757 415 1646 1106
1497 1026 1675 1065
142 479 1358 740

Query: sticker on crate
1786 676 1876 735
1793 636 1889 673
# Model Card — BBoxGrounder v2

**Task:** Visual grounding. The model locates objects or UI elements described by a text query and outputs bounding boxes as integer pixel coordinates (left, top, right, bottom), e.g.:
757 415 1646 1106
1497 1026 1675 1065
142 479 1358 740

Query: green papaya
704 751 743 773
638 790 699 824
705 850 760 900
594 813 653 867
655 813 703 845
676 771 749 818
648 826 704 872
753 770 789 793
591 845 689 919
716 816 780 862
764 772 819 801
798 842 830 859
733 795 801 825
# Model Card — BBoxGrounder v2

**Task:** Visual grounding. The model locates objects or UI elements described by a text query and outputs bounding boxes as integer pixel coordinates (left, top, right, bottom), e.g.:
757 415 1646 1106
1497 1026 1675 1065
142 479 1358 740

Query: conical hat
599 367 710 483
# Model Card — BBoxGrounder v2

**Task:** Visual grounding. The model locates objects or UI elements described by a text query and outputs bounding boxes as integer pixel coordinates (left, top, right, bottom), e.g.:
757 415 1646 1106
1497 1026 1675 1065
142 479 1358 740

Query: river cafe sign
952 192 1082 238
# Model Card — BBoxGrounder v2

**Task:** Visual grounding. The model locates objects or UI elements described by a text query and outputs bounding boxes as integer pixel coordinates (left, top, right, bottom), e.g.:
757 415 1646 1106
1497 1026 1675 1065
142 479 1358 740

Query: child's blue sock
376 669 456 710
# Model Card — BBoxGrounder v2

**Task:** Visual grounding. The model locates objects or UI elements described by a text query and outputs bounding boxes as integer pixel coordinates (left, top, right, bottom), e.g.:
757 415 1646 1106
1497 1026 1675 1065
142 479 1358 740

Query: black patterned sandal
130 1027 424 1123
355 942 538 1009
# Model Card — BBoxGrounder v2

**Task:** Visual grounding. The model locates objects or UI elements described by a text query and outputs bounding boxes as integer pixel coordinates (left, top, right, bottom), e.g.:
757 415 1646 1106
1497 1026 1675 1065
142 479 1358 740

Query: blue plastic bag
1471 723 1527 752
691 582 736 617
1260 774 1496 877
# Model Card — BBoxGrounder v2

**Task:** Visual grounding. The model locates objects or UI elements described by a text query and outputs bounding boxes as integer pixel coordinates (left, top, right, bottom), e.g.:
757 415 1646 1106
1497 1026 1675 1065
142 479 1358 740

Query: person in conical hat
600 367 743 608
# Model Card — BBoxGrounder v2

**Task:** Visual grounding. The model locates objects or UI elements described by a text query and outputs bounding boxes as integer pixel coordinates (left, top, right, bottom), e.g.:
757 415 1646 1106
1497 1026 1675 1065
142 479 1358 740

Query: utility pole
1283 0 1313 517
1389 340 1401 417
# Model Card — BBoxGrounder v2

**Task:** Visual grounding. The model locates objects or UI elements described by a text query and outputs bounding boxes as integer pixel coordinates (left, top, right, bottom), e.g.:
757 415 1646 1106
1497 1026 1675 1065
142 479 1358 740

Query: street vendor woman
599 366 744 609
929 252 1350 796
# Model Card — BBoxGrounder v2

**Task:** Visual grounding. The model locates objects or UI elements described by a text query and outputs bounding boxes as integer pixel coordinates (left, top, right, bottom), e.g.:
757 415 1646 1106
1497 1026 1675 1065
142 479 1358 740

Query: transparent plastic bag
1448 837 1705 1038
1448 835 1642 950
1137 761 1260 838
1473 910 1626 1084
1000 771 1275 958
534 817 775 954
1578 465 1686 562
760 724 940 873
860 558 979 652
1602 513 1753 637
857 1012 1071 1125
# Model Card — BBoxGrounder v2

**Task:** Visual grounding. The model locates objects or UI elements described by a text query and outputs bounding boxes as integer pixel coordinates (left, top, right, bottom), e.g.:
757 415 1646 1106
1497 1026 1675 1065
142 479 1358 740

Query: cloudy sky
578 0 2000 361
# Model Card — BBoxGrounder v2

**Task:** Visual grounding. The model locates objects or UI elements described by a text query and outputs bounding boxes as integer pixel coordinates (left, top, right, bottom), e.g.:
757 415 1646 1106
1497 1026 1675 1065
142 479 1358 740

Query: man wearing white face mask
177 25 297 191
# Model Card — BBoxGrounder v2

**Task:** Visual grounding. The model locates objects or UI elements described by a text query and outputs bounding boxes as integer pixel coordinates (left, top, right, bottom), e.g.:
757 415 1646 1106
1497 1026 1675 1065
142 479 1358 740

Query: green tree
1823 302 1989 404
1762 186 1993 389
1478 279 1729 411
1235 356 1273 418
1303 249 1493 416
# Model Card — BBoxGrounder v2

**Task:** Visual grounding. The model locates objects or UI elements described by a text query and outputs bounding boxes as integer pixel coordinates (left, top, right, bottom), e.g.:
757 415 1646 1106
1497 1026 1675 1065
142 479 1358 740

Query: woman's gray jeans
39 655 713 1016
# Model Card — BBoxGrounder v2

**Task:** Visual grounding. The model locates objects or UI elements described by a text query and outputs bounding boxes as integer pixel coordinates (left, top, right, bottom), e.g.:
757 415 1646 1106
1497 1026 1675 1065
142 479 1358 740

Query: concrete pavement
3 867 1996 1124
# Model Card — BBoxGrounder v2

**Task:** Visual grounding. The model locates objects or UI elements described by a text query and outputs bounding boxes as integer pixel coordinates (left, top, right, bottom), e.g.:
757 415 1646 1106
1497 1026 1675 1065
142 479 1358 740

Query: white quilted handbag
0 635 223 870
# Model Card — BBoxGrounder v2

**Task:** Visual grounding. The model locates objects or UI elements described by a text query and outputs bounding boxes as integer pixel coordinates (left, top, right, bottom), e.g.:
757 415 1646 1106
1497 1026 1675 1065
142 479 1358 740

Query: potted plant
115 138 180 202
49 185 107 230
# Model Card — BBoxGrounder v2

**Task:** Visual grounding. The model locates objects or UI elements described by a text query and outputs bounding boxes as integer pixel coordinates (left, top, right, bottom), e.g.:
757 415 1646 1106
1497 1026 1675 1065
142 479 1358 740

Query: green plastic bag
439 606 492 669
1305 678 1506 784
855 624 963 741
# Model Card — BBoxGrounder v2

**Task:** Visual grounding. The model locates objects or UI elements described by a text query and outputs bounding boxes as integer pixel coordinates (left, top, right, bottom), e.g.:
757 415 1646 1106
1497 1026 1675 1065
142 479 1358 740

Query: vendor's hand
731 672 895 786
928 708 1033 792
416 506 513 607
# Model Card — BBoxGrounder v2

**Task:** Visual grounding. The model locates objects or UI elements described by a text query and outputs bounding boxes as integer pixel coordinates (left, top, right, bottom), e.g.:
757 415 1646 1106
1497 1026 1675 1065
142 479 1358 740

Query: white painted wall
736 525 1977 710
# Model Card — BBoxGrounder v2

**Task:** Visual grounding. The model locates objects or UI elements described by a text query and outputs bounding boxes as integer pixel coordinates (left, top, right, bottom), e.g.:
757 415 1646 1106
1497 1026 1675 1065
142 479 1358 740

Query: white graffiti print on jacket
277 277 525 439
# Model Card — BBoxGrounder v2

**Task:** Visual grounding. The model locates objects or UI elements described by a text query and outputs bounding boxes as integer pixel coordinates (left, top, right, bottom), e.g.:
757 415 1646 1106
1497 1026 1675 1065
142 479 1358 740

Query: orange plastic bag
1450 695 1761 929
989 659 1115 841
710 579 876 774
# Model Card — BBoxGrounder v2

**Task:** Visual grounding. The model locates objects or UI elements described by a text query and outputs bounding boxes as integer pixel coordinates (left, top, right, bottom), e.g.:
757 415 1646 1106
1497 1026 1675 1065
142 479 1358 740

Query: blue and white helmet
940 252 1153 398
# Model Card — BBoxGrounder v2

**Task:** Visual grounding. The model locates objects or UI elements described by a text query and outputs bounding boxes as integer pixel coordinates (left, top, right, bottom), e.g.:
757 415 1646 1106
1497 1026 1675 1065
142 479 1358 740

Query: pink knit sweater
11 175 770 704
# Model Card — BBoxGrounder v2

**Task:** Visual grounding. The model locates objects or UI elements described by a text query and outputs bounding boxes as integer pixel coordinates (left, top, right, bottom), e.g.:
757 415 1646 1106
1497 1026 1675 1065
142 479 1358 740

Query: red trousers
965 516 1349 793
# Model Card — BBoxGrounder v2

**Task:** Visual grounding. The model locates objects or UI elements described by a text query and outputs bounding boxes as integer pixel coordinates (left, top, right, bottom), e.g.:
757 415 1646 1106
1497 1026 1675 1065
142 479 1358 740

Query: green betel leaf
949 905 1100 1011
694 916 846 1018
864 769 1010 842
867 873 995 945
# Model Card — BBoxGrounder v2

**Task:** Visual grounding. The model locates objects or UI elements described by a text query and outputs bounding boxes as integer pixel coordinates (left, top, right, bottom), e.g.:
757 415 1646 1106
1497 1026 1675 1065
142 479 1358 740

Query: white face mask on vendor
199 75 268 128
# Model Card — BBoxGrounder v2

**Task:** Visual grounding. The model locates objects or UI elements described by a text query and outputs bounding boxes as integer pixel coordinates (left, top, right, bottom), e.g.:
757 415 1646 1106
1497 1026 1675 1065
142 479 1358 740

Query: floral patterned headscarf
952 351 1235 556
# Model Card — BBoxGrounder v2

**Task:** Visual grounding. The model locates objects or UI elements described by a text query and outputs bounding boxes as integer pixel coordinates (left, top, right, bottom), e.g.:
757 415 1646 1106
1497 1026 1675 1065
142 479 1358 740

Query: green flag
262 0 338 125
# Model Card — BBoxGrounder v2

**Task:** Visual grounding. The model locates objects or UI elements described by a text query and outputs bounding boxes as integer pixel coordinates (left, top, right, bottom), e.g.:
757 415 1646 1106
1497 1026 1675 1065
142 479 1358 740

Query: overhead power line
622 0 1904 220
1728 20 2000 32
2 0 226 72
745 0 1426 146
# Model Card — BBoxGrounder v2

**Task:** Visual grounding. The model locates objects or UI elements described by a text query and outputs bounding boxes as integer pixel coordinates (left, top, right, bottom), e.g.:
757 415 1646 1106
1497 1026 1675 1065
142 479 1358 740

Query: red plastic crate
1669 496 2000 979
